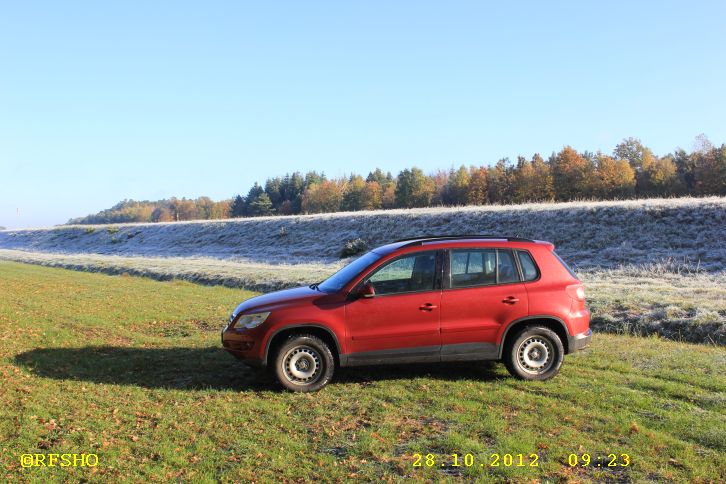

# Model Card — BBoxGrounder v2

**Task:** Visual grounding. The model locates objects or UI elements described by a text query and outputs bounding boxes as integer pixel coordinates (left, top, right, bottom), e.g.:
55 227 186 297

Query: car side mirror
358 282 375 299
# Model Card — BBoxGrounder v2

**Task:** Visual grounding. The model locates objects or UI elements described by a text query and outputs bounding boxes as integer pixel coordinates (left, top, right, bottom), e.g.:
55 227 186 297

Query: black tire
273 334 335 392
504 326 564 381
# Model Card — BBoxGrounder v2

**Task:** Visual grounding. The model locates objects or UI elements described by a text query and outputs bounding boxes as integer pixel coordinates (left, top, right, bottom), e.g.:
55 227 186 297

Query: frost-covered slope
1 197 725 269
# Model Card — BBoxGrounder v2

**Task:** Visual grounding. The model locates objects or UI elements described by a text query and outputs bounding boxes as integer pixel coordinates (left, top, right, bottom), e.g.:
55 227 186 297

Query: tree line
68 136 726 224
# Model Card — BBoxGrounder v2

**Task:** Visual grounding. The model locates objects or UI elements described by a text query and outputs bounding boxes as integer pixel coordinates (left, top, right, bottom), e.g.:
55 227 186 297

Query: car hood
231 285 323 317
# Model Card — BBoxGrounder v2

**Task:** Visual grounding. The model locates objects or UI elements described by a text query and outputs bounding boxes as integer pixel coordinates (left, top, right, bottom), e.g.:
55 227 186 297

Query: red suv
222 236 592 391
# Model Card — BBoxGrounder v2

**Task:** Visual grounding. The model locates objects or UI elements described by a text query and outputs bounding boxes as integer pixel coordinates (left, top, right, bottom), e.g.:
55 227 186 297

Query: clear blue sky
1 1 724 228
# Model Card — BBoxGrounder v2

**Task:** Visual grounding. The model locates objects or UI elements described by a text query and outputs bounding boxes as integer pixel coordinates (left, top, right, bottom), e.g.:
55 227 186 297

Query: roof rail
394 234 535 246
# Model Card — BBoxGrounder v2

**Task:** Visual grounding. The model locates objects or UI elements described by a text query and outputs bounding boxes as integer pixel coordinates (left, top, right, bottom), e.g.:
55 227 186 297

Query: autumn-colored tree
693 144 726 195
641 155 678 196
341 175 367 211
278 200 294 215
301 180 344 213
592 154 636 199
530 154 555 201
65 134 726 225
210 200 231 219
430 169 449 205
614 138 652 172
444 165 470 205
487 159 514 203
550 147 593 200
613 137 666 196
382 183 397 209
432 170 449 205
511 157 539 203
195 196 215 219
361 181 383 210
395 168 436 208
467 166 488 205
169 198 197 221
151 206 173 222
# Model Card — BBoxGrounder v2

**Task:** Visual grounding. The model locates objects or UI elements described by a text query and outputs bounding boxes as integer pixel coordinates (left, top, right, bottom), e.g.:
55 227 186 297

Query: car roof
372 235 552 255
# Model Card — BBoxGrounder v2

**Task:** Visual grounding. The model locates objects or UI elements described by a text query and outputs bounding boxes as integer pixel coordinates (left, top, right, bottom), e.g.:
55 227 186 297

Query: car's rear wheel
274 334 335 392
504 326 564 380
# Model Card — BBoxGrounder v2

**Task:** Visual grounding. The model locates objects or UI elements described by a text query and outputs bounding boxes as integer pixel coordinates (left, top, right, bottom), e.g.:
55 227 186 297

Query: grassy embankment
1 262 724 482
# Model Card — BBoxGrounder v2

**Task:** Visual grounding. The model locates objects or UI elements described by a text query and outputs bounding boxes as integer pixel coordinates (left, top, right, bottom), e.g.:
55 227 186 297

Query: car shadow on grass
14 346 504 392
14 346 271 391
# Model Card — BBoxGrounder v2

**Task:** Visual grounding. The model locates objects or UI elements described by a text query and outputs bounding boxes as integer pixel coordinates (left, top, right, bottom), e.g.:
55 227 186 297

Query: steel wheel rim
517 336 553 374
283 346 322 384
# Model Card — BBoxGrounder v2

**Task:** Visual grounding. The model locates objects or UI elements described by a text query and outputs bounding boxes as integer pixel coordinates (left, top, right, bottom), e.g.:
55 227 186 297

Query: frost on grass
0 249 341 293
1 196 725 269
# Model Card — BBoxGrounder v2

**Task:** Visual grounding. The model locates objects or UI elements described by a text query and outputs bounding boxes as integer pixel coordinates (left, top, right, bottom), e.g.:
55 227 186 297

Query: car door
344 250 442 364
440 248 528 361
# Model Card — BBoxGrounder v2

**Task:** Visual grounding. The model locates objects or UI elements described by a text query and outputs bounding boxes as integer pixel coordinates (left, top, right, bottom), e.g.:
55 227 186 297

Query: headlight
234 312 270 329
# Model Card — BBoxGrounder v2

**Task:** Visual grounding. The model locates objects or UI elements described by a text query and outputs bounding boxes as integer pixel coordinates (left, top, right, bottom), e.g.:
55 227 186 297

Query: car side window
367 252 437 295
450 249 496 288
497 250 520 284
517 250 539 281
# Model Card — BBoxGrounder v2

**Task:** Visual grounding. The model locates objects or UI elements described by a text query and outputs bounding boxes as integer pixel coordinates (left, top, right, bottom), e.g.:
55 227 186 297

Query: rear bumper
568 329 593 353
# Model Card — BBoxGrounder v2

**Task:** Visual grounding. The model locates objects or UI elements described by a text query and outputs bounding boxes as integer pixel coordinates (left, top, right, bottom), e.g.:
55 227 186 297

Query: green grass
1 261 724 482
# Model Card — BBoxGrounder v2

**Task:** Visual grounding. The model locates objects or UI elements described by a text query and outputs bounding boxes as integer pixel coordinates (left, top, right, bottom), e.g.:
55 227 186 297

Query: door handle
502 296 519 304
419 303 438 311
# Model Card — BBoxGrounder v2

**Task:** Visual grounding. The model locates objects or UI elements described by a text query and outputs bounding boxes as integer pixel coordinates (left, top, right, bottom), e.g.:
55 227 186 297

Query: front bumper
568 329 593 353
221 324 264 366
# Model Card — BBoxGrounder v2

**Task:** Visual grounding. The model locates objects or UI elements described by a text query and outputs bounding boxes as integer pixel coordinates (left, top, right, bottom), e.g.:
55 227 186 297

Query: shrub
340 238 368 258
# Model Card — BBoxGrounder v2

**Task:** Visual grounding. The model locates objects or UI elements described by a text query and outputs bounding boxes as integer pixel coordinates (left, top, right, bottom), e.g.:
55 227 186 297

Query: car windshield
318 251 382 292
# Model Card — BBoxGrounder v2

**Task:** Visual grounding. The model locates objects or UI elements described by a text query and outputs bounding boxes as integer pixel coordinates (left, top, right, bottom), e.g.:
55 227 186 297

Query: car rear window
553 251 579 280
516 250 539 281
450 249 496 287
449 249 521 287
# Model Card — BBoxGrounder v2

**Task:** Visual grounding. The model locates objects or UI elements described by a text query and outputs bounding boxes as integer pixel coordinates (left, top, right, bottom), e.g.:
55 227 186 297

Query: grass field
2 262 725 482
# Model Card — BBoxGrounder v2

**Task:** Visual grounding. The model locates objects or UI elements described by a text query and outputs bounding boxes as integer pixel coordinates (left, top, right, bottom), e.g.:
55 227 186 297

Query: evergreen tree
366 168 394 190
229 195 246 217
247 192 274 216
395 168 435 208
264 177 283 209
341 175 367 211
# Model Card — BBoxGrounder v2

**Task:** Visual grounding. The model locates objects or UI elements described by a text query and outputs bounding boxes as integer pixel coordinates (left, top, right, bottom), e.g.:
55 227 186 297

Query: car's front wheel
504 326 564 380
274 334 335 392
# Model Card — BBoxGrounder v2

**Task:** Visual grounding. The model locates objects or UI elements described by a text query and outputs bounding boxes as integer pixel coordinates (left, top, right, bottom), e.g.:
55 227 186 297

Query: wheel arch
498 315 571 358
264 324 342 367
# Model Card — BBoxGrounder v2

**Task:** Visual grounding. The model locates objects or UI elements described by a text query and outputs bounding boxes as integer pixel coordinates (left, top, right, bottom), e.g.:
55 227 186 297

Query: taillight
566 284 585 301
